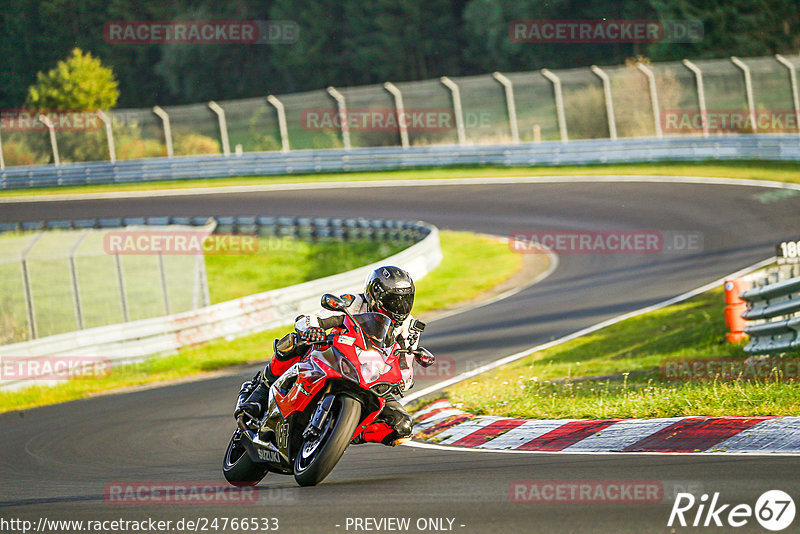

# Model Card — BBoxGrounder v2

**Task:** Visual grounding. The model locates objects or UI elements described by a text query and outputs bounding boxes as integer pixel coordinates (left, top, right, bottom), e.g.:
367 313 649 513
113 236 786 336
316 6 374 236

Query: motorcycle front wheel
222 429 269 486
293 395 361 487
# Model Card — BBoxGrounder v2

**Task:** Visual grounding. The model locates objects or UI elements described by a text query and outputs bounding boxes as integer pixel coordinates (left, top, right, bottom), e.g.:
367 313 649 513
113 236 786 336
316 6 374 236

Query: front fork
303 394 336 440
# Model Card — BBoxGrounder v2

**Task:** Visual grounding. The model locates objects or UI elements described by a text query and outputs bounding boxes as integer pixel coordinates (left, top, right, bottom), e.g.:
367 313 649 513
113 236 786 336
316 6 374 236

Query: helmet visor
380 292 414 322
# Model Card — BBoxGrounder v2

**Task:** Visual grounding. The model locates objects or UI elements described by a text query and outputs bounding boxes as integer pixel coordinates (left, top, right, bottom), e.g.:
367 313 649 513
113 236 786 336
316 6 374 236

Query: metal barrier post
152 106 174 157
326 86 351 150
20 232 42 339
193 253 210 309
157 253 171 315
114 254 129 322
68 231 89 330
492 72 520 144
440 76 466 145
541 69 568 142
590 65 617 140
775 54 800 137
208 101 231 156
266 95 290 153
682 59 709 137
731 57 757 133
384 82 410 148
636 62 663 138
37 114 60 165
96 110 116 163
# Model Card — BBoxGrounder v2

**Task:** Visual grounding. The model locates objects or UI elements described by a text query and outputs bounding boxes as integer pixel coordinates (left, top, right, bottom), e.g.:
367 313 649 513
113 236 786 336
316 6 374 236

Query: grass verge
0 231 524 413
445 287 800 419
2 161 799 198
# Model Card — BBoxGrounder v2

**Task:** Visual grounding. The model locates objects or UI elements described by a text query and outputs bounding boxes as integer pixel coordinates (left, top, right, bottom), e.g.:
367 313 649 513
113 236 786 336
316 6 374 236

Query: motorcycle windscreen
351 312 393 348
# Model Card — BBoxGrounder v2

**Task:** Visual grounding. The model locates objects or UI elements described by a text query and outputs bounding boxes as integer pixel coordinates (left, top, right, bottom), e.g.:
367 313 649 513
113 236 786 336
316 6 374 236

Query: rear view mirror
321 293 346 311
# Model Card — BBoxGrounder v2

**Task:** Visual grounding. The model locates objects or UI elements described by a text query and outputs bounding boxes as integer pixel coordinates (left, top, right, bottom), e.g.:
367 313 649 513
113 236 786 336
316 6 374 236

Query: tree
26 47 119 110
647 0 800 60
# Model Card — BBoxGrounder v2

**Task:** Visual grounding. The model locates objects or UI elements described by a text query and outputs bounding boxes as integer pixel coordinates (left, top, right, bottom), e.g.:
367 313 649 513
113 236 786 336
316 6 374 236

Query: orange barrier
723 278 750 343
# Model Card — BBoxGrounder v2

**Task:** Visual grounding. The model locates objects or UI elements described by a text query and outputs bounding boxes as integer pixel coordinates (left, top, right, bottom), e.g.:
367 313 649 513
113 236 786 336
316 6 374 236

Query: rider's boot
235 333 306 421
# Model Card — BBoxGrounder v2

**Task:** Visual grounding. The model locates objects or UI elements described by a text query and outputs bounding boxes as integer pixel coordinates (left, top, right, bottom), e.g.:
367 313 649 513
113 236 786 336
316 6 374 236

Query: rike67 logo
668 490 795 531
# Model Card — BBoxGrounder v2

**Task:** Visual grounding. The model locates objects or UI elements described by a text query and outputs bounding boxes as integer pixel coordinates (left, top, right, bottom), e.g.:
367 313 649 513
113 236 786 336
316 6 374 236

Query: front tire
293 395 361 487
222 429 269 486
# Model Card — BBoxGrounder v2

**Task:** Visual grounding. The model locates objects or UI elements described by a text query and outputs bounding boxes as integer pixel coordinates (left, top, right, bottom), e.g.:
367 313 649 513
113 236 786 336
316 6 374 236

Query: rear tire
293 395 361 487
222 429 269 486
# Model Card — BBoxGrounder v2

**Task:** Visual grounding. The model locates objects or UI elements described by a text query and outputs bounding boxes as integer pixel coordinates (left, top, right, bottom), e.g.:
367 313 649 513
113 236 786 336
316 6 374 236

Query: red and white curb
412 400 800 454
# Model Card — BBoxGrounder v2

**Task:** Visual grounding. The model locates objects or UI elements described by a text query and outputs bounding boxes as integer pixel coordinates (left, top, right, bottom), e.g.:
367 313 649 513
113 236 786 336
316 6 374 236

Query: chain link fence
0 227 207 344
3 53 797 167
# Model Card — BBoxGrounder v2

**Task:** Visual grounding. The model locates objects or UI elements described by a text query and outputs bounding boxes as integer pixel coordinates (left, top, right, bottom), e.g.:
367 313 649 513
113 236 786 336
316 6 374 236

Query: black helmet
364 266 415 323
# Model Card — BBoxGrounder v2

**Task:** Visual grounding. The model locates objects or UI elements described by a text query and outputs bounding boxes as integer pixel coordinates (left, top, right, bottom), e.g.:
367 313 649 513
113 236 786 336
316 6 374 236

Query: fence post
266 95 290 153
37 114 60 165
682 59 709 137
68 231 89 330
635 62 663 138
157 253 171 315
590 65 617 140
440 76 466 145
384 82 410 149
492 72 520 144
96 110 116 163
114 254 129 322
731 56 757 133
541 69 568 142
20 232 42 340
208 101 231 156
775 54 800 137
326 86 351 150
152 106 174 157
193 253 210 309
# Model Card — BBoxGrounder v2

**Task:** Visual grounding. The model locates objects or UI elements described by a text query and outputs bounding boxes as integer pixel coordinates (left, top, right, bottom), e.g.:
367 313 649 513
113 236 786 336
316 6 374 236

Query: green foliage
3 1 797 111
648 0 800 60
26 48 119 111
174 133 221 156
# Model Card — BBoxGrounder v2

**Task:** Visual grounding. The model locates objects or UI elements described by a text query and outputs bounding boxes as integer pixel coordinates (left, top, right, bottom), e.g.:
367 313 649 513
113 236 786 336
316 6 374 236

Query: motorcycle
222 293 433 487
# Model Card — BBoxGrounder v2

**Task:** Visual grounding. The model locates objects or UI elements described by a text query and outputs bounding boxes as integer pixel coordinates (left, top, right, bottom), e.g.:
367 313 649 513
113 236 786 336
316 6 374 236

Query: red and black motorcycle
222 293 433 487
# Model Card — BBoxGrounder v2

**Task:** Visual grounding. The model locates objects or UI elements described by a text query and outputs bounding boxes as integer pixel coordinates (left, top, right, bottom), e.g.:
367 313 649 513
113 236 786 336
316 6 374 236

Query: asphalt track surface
2 177 800 533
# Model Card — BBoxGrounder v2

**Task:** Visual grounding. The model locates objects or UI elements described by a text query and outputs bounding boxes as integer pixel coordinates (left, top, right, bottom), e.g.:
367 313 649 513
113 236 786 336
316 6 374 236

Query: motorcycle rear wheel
222 429 269 486
293 395 361 487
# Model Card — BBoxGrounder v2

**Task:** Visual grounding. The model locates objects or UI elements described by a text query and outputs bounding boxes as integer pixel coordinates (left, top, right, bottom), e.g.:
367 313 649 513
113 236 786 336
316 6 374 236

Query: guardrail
2 134 800 191
0 217 442 390
741 275 800 354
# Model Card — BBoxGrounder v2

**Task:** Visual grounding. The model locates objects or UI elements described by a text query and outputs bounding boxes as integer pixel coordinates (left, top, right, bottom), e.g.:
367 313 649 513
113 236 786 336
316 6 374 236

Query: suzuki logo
257 448 281 463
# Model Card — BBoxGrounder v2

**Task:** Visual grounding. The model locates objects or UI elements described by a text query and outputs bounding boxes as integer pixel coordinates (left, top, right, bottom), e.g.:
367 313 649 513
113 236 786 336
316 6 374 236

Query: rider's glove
414 349 435 368
299 327 326 344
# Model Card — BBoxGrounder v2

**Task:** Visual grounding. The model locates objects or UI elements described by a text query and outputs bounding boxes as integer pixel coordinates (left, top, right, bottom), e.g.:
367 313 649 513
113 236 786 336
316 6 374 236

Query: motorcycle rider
235 266 433 447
